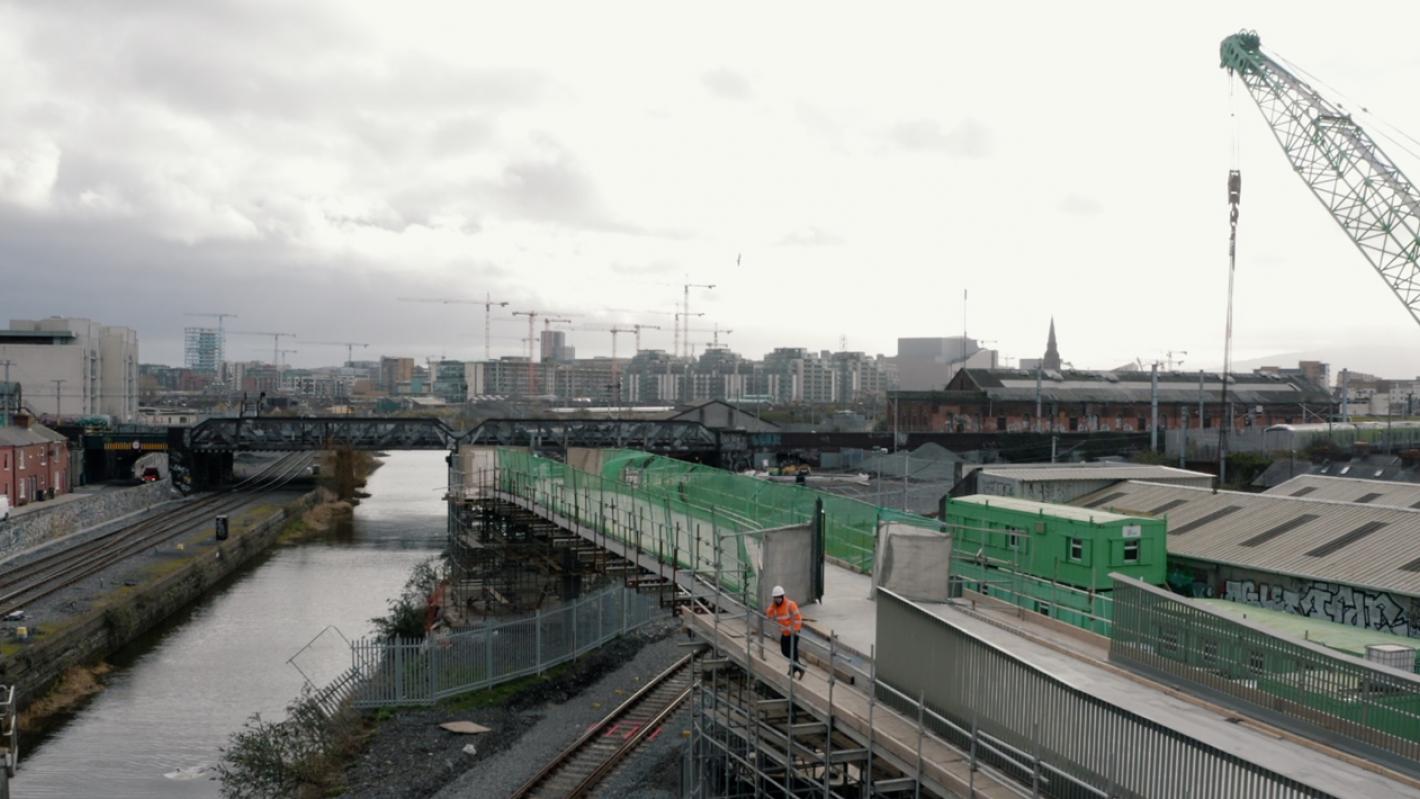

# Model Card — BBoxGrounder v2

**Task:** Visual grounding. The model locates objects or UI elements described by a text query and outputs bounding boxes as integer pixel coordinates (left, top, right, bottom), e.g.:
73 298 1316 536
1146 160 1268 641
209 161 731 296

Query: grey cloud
890 118 992 158
701 68 753 101
1057 194 1103 216
0 205 526 365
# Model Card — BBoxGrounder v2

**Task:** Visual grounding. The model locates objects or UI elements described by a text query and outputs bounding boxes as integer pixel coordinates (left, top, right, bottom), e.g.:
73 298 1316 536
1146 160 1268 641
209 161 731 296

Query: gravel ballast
338 615 694 799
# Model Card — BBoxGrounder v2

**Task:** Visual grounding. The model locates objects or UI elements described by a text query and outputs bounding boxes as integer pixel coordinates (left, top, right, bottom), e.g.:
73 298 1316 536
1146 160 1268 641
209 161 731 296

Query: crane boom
1222 31 1420 328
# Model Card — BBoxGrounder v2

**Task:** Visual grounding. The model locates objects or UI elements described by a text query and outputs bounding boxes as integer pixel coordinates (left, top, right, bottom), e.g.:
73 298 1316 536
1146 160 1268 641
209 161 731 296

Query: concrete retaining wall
6 489 324 711
0 481 175 560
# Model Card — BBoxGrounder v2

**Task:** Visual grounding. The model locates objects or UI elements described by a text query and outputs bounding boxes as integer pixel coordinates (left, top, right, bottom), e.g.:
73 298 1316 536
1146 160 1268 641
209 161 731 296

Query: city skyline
7 4 1420 377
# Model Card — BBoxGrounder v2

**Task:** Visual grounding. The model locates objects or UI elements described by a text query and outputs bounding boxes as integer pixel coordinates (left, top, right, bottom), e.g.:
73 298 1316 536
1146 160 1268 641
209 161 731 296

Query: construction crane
510 310 572 396
399 293 511 360
680 282 716 359
277 349 299 370
303 340 370 367
229 330 296 367
686 325 734 348
630 323 661 352
1221 31 1420 329
674 312 704 358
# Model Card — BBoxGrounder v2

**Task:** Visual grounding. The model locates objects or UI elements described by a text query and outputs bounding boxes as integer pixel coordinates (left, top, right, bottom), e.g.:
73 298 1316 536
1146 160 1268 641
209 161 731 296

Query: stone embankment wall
6 490 323 710
0 481 175 560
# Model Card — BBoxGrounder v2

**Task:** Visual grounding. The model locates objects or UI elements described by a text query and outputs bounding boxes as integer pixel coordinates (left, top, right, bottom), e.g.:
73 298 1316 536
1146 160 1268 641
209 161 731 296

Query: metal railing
876 587 1332 798
1110 574 1420 777
950 550 1116 634
350 585 660 708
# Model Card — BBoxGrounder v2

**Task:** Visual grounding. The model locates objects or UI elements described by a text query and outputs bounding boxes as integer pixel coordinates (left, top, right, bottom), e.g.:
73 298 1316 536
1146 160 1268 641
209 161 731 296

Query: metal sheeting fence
350 586 659 708
875 588 1331 799
1110 575 1420 776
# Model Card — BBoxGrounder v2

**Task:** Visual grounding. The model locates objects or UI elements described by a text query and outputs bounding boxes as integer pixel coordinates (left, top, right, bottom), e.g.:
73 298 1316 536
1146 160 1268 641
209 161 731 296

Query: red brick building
0 415 70 505
891 369 1334 434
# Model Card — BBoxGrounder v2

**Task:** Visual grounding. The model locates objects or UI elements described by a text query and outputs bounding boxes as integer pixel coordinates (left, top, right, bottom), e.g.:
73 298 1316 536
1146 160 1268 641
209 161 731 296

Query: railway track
0 452 313 617
511 653 696 799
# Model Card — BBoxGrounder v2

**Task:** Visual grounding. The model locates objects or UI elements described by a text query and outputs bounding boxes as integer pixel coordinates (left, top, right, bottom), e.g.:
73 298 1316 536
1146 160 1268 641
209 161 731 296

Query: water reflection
18 452 446 799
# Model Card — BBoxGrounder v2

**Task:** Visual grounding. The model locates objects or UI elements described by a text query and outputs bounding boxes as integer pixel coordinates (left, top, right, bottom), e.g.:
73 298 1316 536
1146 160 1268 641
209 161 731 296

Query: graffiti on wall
1223 578 1413 637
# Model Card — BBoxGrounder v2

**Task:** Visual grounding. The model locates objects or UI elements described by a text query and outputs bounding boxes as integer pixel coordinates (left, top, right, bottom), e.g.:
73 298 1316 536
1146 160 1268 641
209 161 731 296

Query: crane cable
1269 47 1420 166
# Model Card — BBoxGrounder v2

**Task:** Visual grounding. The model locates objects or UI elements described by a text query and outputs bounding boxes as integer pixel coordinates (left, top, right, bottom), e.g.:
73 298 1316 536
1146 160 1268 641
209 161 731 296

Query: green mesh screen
495 448 941 585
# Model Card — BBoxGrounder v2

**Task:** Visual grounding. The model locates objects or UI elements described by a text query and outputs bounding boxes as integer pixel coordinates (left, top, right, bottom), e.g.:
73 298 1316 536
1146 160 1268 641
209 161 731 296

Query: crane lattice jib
1221 31 1420 328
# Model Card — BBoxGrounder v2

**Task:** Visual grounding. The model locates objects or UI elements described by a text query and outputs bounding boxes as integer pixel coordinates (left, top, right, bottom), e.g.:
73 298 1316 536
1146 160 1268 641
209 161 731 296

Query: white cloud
0 136 60 209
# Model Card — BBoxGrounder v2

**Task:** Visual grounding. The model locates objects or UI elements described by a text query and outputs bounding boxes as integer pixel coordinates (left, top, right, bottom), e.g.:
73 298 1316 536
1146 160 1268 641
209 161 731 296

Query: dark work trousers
780 633 804 674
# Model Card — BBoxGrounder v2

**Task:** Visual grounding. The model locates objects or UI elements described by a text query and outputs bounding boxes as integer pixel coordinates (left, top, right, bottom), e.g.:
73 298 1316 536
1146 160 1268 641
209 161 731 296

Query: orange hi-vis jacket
766 598 803 636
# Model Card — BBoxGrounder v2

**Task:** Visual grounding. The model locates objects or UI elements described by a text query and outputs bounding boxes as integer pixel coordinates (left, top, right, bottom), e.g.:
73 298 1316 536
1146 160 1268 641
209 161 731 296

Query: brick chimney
12 412 29 429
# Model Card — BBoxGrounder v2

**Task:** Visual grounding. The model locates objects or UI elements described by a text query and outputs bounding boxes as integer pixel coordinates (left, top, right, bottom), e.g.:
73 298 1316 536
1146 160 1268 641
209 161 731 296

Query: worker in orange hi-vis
766 585 806 679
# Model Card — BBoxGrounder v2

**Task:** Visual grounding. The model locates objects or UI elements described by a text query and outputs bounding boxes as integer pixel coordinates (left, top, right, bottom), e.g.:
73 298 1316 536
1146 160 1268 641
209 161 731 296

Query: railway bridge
168 416 741 492
459 447 1420 799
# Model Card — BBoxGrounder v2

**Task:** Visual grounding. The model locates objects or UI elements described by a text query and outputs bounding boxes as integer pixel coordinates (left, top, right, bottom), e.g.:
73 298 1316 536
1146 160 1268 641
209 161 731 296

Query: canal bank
15 451 447 799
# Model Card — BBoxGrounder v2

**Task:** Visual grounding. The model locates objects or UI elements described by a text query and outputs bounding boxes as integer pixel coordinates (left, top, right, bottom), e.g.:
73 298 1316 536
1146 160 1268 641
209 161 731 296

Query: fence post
535 608 544 675
394 639 405 705
620 585 628 632
485 626 494 687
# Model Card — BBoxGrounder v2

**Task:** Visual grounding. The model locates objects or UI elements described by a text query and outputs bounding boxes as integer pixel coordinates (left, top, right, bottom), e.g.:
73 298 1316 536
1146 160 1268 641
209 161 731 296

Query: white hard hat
771 585 785 597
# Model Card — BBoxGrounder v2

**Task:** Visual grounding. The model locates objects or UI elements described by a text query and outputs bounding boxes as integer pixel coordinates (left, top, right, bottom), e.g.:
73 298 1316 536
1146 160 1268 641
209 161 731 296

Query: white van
0 494 9 522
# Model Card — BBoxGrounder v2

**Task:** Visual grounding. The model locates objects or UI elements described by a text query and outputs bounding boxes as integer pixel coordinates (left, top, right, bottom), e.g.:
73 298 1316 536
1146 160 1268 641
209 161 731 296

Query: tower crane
674 312 704 358
680 282 716 359
229 331 296 367
686 324 734 348
510 310 573 396
630 323 661 353
399 293 511 360
1221 31 1420 329
303 340 370 367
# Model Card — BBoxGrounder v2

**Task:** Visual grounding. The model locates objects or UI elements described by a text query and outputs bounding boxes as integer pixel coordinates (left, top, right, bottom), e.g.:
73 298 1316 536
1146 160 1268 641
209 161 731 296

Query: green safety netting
494 448 941 588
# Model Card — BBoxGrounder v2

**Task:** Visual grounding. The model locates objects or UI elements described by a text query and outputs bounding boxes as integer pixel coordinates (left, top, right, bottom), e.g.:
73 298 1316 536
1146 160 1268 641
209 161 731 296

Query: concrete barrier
873 522 952 602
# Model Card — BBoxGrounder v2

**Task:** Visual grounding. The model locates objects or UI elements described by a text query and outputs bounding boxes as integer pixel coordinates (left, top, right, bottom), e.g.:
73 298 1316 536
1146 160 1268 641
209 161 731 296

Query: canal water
17 451 447 799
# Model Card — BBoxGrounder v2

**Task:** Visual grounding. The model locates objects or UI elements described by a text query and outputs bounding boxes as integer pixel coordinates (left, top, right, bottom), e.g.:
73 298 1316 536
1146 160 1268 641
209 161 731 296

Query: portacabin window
1123 539 1140 563
1068 537 1084 562
1007 527 1028 555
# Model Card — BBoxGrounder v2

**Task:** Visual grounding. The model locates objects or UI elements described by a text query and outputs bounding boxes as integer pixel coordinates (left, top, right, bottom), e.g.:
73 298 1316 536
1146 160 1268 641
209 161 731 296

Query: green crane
1221 31 1420 328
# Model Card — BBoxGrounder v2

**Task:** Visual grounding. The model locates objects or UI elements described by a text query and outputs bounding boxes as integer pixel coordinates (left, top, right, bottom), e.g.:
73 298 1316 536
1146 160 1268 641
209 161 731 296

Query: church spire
1043 317 1062 371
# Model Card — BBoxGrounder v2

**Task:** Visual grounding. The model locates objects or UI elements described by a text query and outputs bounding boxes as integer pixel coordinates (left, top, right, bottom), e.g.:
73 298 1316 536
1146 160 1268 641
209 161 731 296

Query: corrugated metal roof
972 464 1212 483
953 494 1142 524
950 368 1331 405
1074 481 1420 597
1264 474 1420 508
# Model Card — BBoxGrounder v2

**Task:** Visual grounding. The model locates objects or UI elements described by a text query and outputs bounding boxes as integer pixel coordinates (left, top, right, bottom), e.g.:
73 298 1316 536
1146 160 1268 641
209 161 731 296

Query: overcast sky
5 1 1420 378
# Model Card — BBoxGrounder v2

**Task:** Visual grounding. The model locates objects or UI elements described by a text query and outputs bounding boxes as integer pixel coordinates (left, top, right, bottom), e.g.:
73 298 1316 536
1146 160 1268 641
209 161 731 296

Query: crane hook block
1228 170 1242 206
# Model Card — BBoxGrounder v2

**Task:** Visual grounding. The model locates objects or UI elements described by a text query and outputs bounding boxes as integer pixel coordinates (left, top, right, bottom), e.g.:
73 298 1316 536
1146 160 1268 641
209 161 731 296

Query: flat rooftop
1196 598 1419 660
0 330 76 344
950 494 1144 524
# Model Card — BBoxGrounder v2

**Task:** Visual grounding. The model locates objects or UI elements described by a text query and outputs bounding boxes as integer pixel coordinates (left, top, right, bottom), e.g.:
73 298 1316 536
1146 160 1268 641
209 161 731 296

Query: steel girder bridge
170 416 745 491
